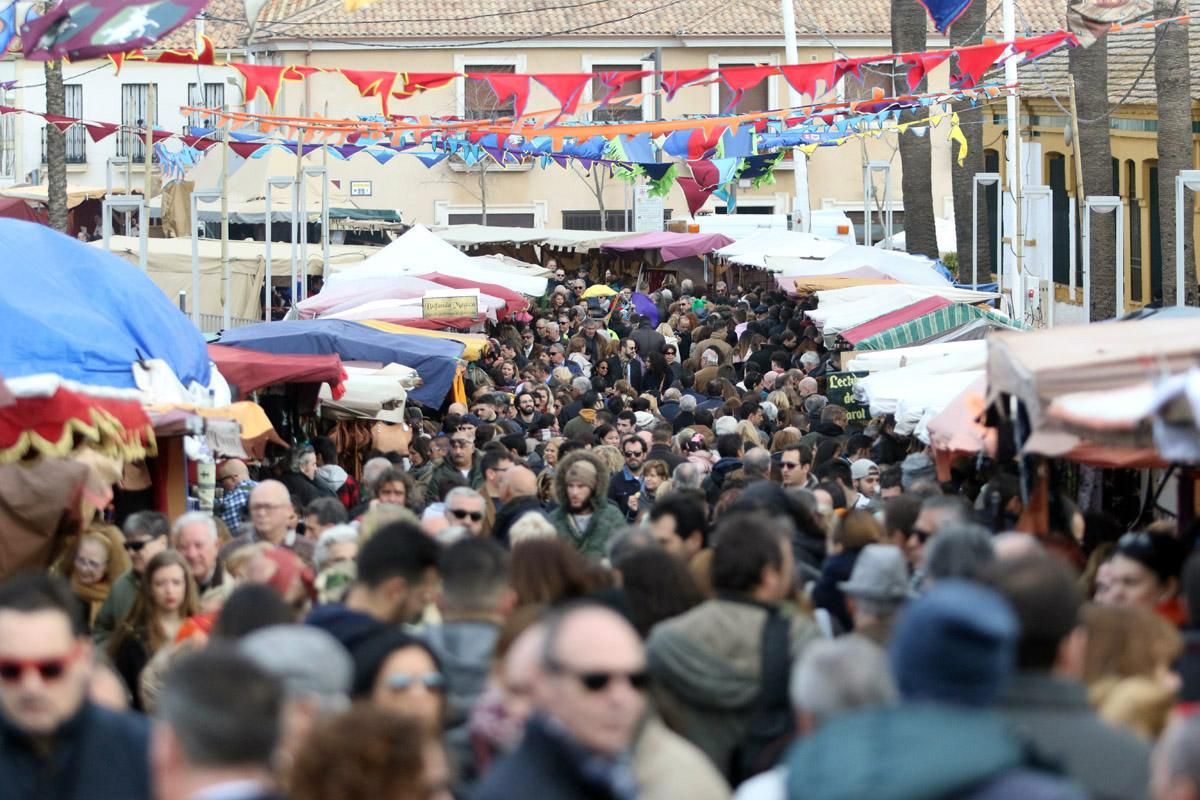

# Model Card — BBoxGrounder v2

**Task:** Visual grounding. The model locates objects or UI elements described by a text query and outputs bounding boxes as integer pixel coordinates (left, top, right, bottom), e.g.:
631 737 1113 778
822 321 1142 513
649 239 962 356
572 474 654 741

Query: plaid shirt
218 479 257 530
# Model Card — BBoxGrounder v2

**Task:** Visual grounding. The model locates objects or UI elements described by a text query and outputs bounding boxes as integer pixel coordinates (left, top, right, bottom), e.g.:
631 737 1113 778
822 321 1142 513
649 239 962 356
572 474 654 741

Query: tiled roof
1016 0 1200 104
155 0 325 51
252 0 1065 42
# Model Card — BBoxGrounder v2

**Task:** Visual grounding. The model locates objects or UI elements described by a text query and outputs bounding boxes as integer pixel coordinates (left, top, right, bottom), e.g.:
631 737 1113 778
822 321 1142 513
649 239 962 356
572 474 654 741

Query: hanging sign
825 370 870 424
422 290 479 319
634 183 664 232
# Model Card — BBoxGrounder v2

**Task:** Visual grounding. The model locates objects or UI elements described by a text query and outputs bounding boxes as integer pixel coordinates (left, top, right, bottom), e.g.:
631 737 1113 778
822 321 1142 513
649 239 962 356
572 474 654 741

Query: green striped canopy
854 304 1026 351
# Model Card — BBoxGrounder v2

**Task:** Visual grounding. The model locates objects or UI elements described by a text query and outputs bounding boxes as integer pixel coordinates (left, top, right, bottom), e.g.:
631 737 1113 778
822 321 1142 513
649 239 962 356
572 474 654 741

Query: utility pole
780 0 811 232
1002 0 1025 320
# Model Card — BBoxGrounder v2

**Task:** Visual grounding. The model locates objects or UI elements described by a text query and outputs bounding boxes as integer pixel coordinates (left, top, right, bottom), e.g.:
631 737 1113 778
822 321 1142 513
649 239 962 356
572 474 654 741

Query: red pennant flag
688 128 725 160
481 73 532 119
900 51 951 92
286 65 324 80
676 176 712 217
952 43 1008 88
534 73 593 120
833 57 877 85
340 69 399 116
719 65 776 112
229 141 270 159
1012 31 1078 62
394 72 458 99
232 63 289 109
84 122 119 142
779 62 837 100
595 70 650 106
660 69 713 101
154 34 214 65
181 135 219 152
42 113 76 132
688 160 722 192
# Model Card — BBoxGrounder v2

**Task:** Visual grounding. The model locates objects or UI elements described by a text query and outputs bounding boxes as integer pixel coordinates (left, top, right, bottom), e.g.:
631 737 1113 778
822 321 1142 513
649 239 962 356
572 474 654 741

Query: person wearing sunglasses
353 629 446 735
92 510 170 648
443 487 488 539
0 574 153 800
474 603 648 800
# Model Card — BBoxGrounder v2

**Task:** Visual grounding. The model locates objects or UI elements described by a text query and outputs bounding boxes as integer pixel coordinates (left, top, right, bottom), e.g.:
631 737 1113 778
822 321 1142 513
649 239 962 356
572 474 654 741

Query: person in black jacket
473 602 647 800
0 575 151 800
490 467 546 547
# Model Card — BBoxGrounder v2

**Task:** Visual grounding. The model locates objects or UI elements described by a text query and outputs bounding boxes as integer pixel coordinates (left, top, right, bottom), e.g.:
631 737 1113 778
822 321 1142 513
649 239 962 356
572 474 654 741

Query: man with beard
548 450 626 558
514 391 545 433
306 522 441 652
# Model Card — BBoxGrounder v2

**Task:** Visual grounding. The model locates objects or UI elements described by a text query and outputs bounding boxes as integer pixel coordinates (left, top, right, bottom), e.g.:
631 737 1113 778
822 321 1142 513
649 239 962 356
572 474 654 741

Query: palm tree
1069 19 1115 319
891 0 938 258
44 59 67 233
1154 0 1192 305
949 0 991 284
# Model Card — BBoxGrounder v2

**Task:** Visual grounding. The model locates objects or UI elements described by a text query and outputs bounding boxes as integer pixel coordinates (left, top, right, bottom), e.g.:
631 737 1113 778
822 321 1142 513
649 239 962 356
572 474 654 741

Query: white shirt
191 780 273 800
733 766 785 800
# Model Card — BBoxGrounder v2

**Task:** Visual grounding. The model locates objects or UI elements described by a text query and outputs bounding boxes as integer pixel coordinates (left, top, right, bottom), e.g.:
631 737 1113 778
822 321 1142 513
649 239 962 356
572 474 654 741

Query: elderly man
838 544 911 645
490 466 544 548
171 512 224 594
475 603 648 800
0 575 151 799
216 459 256 530
734 636 897 800
93 511 170 645
220 480 316 568
444 487 487 537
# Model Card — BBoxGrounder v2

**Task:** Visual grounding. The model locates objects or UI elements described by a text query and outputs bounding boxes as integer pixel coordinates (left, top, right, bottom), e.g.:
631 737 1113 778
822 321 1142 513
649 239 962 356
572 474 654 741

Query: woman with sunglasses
108 550 199 710
63 527 130 628
353 630 447 734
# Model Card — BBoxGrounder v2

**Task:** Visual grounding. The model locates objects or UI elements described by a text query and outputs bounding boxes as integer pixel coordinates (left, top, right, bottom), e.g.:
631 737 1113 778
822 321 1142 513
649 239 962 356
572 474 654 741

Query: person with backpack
646 512 820 782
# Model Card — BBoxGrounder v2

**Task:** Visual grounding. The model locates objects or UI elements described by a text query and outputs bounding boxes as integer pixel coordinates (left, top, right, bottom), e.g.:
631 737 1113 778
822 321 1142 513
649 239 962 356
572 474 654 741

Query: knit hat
889 580 1017 707
839 544 912 603
714 416 739 436
850 459 879 481
900 452 937 489
564 458 599 491
634 411 656 430
316 464 349 493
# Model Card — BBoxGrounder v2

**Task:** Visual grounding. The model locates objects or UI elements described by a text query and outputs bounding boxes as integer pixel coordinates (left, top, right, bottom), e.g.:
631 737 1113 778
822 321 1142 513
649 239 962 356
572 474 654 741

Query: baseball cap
851 459 879 481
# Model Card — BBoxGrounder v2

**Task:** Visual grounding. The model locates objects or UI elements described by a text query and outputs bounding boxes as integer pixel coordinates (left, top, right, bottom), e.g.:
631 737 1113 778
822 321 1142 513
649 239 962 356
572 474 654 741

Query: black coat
490 495 545 548
647 443 686 472
0 702 151 800
608 358 644 393
473 716 633 800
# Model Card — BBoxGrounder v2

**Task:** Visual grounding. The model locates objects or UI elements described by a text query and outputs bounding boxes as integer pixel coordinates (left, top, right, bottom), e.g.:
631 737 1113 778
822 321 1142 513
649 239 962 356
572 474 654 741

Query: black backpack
729 609 794 784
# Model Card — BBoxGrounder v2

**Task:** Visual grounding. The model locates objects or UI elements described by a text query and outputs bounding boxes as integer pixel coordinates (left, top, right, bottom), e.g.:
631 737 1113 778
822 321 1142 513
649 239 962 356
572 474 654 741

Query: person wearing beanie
547 450 626 558
781 581 1086 800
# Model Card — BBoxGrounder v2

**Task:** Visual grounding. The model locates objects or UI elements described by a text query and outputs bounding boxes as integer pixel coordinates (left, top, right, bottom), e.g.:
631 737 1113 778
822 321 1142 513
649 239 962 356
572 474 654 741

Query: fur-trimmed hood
552 449 612 512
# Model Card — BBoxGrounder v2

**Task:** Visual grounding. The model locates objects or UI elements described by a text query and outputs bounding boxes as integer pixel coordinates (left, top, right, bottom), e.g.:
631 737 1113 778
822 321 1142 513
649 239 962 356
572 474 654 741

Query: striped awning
855 304 1025 351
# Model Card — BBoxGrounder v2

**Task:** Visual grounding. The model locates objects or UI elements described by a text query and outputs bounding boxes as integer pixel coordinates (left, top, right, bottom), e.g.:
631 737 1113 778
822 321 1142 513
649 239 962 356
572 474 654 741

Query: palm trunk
891 0 938 257
1154 0 1193 305
950 0 991 284
1070 32 1115 319
44 59 67 233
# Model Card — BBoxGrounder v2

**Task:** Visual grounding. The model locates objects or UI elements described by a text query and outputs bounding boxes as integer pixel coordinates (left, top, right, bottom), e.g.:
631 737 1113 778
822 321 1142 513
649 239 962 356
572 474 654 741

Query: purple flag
632 292 659 327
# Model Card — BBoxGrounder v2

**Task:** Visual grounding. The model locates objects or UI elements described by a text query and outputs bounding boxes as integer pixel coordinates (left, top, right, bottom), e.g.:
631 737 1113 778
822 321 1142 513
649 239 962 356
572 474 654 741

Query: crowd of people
3 264 1200 800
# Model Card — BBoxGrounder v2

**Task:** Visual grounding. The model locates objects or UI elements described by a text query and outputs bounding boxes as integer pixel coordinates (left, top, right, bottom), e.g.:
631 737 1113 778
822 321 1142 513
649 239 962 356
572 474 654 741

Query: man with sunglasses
609 436 647 520
92 511 170 646
444 487 488 538
474 602 647 800
0 575 151 799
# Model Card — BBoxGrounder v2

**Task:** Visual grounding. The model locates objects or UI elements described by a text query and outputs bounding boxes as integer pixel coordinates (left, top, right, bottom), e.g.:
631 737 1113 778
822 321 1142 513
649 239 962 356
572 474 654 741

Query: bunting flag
949 112 969 166
1013 30 1079 61
901 51 952 92
84 121 119 142
720 65 776 113
0 3 15 55
394 72 458 99
484 73 532 120
952 42 1010 88
779 62 838 99
21 0 210 60
340 69 399 117
916 0 975 34
660 69 714 101
596 70 649 105
154 33 215 65
232 64 291 109
534 73 593 122
688 160 722 192
676 175 713 217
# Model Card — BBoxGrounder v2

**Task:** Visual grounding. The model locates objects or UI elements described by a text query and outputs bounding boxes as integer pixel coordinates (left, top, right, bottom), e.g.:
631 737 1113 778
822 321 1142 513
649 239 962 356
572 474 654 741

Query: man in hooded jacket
548 450 627 559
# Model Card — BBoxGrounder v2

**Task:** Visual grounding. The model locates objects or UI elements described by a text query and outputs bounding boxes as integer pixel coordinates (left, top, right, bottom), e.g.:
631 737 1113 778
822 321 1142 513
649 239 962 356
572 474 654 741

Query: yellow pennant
949 112 969 167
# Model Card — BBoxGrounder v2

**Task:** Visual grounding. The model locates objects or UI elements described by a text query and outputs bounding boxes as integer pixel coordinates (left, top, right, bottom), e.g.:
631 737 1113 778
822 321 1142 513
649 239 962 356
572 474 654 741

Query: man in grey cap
238 625 353 763
838 544 912 646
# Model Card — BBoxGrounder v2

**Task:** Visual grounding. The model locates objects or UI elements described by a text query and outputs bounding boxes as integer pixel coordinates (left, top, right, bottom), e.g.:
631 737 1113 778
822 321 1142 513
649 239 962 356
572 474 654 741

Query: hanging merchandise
21 0 210 60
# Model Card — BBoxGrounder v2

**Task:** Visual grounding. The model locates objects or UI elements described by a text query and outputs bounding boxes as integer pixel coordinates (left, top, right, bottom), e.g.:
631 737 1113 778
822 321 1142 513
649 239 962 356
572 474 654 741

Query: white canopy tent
769 244 950 286
807 285 1002 334
326 224 549 296
844 340 989 374
715 230 847 270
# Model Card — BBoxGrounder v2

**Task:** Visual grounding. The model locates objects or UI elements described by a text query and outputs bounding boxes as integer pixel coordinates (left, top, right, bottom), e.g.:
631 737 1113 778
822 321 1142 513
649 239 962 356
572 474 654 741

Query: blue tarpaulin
0 219 210 389
217 320 464 408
